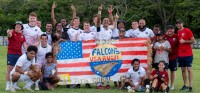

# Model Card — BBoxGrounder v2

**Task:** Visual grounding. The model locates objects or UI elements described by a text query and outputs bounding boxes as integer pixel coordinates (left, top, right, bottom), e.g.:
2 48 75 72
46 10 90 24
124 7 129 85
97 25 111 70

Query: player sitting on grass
150 60 169 93
40 52 60 90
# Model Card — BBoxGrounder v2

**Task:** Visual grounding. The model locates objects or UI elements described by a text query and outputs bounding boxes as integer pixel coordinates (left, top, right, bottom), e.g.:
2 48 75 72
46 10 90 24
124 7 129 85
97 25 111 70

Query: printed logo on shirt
35 29 37 32
173 38 176 41
145 32 148 34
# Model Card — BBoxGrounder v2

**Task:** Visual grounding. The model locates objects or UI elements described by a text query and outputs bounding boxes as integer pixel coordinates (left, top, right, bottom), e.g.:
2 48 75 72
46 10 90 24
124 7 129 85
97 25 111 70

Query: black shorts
43 77 54 84
153 63 168 70
7 54 21 66
169 59 178 71
178 56 193 67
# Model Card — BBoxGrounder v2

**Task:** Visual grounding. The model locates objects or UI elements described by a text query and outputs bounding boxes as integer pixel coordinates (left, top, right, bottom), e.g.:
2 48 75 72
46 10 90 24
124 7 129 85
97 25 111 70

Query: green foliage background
0 0 200 37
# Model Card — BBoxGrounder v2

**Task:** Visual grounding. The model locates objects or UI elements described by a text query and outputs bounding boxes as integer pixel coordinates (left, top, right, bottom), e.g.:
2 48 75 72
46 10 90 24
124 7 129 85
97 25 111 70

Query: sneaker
35 85 39 90
85 84 91 88
170 86 174 90
150 87 155 93
188 87 192 92
10 86 16 93
75 84 80 88
23 86 34 92
105 85 111 89
127 86 135 93
6 85 10 90
97 85 105 90
145 88 150 93
179 85 188 91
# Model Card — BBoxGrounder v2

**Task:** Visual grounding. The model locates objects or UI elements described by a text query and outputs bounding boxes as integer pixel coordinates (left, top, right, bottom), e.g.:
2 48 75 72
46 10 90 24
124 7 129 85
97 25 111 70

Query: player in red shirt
164 25 179 90
176 20 195 92
6 21 27 90
150 60 169 93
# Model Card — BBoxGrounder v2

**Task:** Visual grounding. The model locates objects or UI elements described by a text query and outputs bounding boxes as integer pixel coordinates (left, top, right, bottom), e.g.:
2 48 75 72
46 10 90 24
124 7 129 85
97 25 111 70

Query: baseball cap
156 31 164 36
176 19 183 24
13 21 24 30
167 25 174 29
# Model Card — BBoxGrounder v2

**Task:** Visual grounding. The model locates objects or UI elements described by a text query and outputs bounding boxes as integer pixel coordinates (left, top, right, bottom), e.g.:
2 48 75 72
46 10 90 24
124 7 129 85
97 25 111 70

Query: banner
57 38 151 85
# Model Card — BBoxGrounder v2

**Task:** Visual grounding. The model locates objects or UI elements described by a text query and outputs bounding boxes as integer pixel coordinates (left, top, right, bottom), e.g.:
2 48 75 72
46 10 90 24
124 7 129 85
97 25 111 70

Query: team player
120 59 150 92
150 61 169 93
153 31 171 70
78 21 96 41
133 19 154 40
44 22 53 45
40 52 60 90
10 45 41 92
67 17 83 41
96 4 113 40
164 25 179 90
125 20 139 37
22 12 43 53
6 21 27 90
176 20 195 92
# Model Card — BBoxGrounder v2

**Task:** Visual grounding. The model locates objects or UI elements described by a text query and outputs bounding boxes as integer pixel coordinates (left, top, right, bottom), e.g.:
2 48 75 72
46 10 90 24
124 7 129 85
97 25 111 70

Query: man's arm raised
51 2 57 27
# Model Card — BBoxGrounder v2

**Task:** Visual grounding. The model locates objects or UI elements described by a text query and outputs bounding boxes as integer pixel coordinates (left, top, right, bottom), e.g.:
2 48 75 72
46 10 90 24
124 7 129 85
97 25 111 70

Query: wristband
98 11 101 15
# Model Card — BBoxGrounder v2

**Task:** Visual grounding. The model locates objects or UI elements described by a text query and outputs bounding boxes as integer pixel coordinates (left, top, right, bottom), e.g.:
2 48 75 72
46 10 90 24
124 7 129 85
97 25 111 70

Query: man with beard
133 19 154 40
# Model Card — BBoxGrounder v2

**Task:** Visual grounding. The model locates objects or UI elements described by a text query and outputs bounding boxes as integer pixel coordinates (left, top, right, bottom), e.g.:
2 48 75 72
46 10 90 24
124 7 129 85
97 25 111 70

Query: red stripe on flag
82 51 148 58
82 43 146 49
57 68 130 76
57 60 147 68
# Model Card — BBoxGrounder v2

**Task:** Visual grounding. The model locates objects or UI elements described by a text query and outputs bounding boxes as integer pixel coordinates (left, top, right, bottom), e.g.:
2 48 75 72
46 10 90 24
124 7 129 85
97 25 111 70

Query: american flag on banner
57 38 149 85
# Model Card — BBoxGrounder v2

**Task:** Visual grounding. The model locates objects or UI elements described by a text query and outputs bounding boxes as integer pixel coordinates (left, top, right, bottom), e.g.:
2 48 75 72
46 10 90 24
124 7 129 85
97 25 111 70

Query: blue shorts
7 54 21 66
178 56 193 67
169 59 178 71
153 63 168 70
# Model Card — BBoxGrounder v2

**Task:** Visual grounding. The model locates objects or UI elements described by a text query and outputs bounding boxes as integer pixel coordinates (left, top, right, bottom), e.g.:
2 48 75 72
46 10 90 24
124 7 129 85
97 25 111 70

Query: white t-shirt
23 24 43 45
126 66 146 85
133 28 154 38
96 26 112 40
90 25 103 32
10 54 36 75
112 28 119 37
36 43 52 68
78 31 96 41
125 29 138 37
154 40 171 64
67 28 83 41
44 32 52 45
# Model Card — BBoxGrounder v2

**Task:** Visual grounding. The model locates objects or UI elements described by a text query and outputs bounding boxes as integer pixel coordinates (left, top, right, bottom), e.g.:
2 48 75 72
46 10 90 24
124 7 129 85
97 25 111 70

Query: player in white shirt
67 17 83 41
22 12 43 54
78 21 96 41
34 34 52 90
96 5 113 41
125 20 139 37
10 46 41 92
120 59 150 92
134 19 154 39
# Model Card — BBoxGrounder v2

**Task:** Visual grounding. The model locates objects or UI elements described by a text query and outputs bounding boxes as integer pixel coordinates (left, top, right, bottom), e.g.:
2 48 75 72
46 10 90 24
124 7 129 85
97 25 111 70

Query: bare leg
170 71 176 87
187 67 192 87
181 67 187 86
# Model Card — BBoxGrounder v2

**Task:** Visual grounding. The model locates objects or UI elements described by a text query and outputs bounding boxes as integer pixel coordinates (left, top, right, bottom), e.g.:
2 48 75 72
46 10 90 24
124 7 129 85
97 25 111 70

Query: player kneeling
10 45 42 92
119 59 150 92
40 52 60 90
149 60 169 93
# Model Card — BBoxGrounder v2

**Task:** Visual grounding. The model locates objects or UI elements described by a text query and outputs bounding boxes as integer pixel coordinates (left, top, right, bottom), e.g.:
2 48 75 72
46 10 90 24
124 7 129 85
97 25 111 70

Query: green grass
0 46 199 93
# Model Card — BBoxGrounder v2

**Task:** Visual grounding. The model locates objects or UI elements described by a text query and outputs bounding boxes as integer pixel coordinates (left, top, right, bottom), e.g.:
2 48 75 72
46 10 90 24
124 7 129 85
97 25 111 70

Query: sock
25 80 34 88
6 81 10 86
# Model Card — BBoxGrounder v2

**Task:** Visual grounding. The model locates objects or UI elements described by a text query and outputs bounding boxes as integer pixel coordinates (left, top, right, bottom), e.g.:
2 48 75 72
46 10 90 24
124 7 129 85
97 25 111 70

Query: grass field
0 46 199 93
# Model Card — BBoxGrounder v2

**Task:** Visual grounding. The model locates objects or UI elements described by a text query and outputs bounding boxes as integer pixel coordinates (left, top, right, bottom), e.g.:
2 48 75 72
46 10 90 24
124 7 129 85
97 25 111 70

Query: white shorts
10 73 30 82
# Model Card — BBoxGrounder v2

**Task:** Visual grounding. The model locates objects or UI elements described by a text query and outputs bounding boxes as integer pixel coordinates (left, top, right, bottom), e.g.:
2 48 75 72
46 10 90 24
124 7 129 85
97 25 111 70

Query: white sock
146 85 150 89
35 80 39 87
6 81 10 86
25 80 34 88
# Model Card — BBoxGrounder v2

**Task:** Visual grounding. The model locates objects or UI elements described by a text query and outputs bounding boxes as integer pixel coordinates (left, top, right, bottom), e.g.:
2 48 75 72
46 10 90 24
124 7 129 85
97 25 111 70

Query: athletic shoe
145 88 150 93
150 87 155 93
97 85 105 90
179 85 188 91
170 86 174 90
105 85 111 89
13 84 21 90
188 87 193 92
35 85 39 90
10 86 16 93
75 84 80 88
85 84 91 88
6 85 10 90
23 86 34 92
